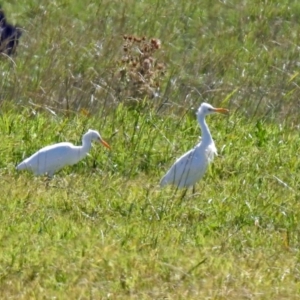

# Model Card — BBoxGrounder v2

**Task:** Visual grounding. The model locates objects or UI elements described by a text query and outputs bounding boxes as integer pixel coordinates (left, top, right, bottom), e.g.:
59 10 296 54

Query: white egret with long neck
160 103 228 190
16 129 111 177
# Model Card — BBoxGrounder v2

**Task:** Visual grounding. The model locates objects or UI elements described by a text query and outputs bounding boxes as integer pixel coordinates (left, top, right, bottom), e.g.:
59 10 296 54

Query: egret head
84 129 111 149
197 102 229 117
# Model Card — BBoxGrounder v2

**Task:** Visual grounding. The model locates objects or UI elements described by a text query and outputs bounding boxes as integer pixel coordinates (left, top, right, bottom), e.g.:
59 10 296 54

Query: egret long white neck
198 114 213 144
76 137 92 159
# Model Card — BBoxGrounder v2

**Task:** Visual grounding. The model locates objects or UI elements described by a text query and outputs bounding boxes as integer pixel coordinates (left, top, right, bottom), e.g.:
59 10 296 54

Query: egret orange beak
213 107 229 114
99 138 111 149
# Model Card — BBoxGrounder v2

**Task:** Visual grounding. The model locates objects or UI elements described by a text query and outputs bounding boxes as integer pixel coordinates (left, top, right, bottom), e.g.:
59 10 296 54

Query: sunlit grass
1 0 300 298
0 103 299 298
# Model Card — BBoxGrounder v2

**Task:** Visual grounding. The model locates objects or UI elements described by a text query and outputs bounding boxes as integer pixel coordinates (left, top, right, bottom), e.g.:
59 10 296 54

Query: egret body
160 103 228 189
17 129 110 177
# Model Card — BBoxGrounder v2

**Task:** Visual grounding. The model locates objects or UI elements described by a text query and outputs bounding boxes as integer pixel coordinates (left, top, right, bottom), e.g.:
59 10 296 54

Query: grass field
1 0 300 299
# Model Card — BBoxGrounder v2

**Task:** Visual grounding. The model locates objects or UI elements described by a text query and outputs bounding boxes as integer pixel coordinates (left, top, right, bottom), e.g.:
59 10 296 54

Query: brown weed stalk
113 35 166 102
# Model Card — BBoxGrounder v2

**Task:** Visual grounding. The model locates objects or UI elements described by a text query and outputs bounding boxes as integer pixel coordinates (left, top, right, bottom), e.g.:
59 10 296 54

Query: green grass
1 0 300 299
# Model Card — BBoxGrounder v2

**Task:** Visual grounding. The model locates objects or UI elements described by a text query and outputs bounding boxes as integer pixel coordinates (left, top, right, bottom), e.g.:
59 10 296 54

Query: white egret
160 103 228 192
16 129 111 177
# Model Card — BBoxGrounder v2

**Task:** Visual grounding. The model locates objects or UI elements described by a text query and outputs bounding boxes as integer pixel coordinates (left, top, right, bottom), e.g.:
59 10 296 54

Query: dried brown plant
113 35 166 102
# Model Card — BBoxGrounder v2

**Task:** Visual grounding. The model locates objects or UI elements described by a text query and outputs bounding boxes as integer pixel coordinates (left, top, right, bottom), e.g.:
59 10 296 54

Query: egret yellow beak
213 107 229 114
99 138 111 149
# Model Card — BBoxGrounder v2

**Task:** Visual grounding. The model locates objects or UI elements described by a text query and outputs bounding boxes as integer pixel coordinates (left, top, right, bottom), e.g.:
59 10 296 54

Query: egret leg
45 176 51 188
180 188 188 201
192 185 196 194
92 159 97 169
45 172 54 188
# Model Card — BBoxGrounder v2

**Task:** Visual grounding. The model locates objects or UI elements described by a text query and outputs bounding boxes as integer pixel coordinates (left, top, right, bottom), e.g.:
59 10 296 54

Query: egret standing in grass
160 103 228 196
16 129 111 177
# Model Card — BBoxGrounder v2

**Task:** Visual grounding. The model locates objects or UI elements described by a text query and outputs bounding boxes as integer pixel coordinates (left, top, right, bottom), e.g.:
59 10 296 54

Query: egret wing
18 143 76 175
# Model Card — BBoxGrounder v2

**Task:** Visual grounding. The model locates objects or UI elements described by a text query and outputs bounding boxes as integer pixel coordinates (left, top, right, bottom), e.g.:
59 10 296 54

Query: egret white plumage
160 103 228 190
16 129 110 177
